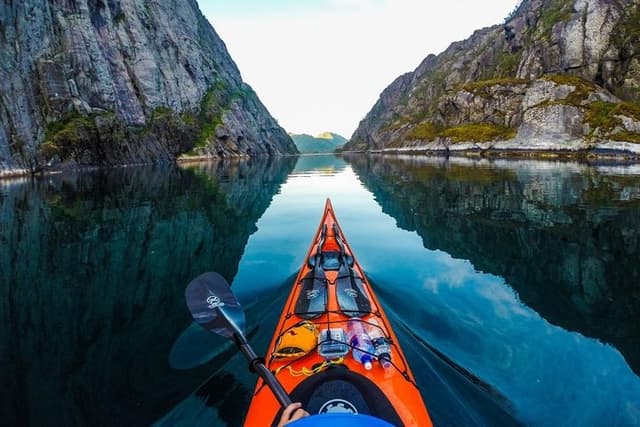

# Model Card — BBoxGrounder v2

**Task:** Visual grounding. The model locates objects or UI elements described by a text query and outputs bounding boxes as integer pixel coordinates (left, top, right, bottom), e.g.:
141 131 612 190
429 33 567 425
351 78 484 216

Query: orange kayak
243 199 433 426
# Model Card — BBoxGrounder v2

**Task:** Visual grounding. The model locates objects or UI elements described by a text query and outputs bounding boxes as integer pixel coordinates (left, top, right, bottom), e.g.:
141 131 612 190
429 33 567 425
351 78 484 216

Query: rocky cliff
0 0 297 177
347 0 640 156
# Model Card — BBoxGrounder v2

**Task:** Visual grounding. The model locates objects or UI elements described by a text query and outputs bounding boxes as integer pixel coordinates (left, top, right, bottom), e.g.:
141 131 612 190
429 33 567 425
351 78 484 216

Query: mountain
290 132 348 153
346 0 640 157
0 0 298 177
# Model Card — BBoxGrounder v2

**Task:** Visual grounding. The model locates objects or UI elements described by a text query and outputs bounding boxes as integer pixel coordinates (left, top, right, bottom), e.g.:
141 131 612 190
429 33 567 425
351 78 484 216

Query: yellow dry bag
273 322 318 359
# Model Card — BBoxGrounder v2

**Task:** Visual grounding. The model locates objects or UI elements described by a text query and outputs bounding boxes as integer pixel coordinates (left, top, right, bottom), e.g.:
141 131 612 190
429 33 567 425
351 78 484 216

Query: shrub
585 101 620 132
539 0 572 38
40 114 100 162
407 122 440 141
441 123 516 143
462 78 528 93
543 74 597 104
404 121 516 144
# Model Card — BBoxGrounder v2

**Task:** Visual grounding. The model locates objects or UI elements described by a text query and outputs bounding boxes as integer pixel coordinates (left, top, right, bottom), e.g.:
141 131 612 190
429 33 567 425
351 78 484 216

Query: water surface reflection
2 154 639 426
345 154 640 426
0 158 295 426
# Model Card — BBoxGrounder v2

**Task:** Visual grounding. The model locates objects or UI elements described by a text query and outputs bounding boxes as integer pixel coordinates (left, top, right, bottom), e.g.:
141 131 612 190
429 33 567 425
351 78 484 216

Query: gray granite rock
517 103 585 141
0 0 297 175
347 0 640 155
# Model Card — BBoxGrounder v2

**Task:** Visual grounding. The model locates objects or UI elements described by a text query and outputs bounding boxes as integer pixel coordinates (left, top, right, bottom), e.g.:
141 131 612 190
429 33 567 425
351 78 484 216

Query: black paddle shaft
185 272 293 410
233 332 292 408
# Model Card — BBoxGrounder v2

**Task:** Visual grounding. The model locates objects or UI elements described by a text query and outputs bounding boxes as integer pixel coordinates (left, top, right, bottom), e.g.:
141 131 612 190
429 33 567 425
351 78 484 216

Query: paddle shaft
233 332 293 408
184 272 293 409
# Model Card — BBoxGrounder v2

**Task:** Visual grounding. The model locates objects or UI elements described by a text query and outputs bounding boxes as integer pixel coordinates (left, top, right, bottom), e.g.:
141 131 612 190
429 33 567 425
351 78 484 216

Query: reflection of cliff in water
346 154 640 375
0 157 296 426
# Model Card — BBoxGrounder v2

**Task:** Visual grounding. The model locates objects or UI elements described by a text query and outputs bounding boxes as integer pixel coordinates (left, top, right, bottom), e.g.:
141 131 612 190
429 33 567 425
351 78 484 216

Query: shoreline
4 145 640 181
351 137 640 162
0 154 295 182
346 145 640 163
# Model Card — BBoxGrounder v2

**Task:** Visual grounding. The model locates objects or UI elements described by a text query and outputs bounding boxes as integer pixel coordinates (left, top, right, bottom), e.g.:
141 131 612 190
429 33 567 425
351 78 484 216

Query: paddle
185 272 293 408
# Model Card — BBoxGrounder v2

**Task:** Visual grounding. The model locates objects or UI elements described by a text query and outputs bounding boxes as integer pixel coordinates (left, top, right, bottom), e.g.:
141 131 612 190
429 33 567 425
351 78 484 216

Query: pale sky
197 0 520 138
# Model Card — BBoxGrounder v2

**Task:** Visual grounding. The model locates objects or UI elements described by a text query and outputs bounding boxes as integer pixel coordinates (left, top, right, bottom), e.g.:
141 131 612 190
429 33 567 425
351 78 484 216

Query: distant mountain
290 132 348 153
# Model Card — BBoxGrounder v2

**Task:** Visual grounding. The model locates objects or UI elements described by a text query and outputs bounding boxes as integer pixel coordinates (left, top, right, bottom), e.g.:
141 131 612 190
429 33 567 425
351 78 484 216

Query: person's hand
276 402 310 427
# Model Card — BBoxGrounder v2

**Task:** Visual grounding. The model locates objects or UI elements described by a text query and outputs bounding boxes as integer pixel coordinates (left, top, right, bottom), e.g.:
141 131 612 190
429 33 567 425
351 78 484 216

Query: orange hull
243 199 433 426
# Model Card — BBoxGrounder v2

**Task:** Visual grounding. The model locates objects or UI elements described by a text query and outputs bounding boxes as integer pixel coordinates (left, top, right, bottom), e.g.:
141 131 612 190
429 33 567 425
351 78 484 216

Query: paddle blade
185 272 246 338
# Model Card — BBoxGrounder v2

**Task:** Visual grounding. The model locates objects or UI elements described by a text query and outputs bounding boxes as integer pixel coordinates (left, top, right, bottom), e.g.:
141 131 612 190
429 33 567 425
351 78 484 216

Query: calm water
1 154 639 426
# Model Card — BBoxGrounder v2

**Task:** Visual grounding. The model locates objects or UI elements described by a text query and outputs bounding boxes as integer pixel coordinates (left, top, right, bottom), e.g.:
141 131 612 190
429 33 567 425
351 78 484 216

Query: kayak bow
244 199 433 426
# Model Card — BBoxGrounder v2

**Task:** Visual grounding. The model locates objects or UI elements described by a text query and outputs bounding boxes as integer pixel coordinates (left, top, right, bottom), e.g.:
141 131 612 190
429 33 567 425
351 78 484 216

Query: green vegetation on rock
494 51 523 78
543 74 597 89
585 101 620 133
462 78 528 93
619 102 640 121
441 123 517 143
189 80 257 152
583 100 640 143
611 4 640 86
543 74 598 104
407 122 441 141
39 112 103 162
406 121 516 144
39 105 201 164
538 0 572 39
380 121 403 133
347 0 640 156
611 131 640 144
195 81 230 148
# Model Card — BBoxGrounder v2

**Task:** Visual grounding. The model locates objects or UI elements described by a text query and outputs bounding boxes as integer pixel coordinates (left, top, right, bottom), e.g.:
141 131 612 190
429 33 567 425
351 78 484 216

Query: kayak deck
243 199 432 426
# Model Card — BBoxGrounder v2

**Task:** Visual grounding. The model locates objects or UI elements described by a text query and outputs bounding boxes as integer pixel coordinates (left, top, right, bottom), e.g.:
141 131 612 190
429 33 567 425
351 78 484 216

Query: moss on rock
406 121 516 143
610 131 640 144
584 100 640 139
462 78 529 93
39 113 102 163
494 51 523 78
192 80 251 150
585 101 620 133
441 122 517 143
38 105 202 165
538 0 573 40
543 74 598 105
407 122 441 141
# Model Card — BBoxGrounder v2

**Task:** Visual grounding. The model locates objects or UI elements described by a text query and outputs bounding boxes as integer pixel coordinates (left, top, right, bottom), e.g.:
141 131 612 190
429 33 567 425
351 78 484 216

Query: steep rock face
347 0 640 155
0 0 297 176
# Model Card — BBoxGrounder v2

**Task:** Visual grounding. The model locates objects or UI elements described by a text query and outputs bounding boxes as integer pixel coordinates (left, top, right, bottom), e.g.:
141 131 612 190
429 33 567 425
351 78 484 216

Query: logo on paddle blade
206 295 225 309
343 288 358 298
